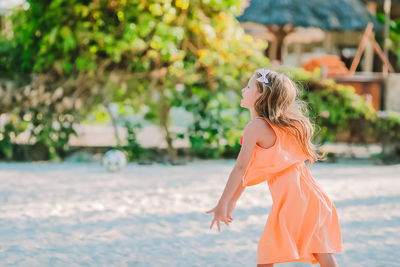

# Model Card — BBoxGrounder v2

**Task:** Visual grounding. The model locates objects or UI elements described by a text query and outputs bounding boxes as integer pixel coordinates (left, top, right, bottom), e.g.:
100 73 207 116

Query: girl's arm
217 121 260 205
230 183 246 203
217 166 246 205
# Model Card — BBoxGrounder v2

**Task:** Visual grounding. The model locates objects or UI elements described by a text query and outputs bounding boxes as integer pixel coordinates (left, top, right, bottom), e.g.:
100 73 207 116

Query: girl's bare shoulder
244 118 275 141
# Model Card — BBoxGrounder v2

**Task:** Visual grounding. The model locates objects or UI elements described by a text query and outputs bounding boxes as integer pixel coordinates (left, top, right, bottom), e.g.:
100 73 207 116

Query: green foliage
181 90 249 158
6 1 397 162
0 117 28 160
0 76 81 161
284 66 376 142
121 121 148 162
163 4 268 157
28 111 77 159
376 13 400 67
283 66 400 148
375 111 400 143
307 82 376 142
1 0 268 161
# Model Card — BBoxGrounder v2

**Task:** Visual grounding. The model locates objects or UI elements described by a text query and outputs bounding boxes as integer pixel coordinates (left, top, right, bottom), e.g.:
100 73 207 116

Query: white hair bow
255 68 270 84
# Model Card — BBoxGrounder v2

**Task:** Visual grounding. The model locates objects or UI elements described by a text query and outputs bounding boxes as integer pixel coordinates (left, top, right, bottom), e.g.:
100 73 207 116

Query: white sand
0 160 399 266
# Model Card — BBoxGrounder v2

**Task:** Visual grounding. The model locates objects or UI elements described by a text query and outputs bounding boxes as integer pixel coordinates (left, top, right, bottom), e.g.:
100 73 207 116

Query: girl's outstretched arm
225 184 245 221
230 182 246 203
216 120 260 205
205 120 262 230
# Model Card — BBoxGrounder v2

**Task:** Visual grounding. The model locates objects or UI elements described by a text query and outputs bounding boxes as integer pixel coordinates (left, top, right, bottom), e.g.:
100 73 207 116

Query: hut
237 0 382 65
236 0 400 111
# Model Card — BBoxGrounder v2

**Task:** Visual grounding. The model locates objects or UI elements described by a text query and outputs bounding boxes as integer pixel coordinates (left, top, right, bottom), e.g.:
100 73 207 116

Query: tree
1 0 268 161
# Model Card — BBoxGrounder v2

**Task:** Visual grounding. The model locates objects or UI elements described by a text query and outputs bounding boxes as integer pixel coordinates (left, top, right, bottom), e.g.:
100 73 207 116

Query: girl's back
241 117 309 187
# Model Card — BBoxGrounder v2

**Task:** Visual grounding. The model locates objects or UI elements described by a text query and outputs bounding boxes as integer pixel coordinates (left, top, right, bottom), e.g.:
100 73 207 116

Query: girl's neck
250 108 259 121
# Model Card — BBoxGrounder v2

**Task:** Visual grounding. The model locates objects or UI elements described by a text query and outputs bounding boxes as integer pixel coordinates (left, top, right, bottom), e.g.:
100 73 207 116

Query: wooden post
267 25 294 63
368 34 395 73
294 42 302 67
349 23 373 75
323 32 334 54
363 2 377 72
349 22 395 76
383 0 391 76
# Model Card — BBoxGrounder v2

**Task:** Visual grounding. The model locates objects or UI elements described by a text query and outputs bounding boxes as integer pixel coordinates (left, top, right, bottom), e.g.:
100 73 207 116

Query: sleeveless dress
239 117 343 265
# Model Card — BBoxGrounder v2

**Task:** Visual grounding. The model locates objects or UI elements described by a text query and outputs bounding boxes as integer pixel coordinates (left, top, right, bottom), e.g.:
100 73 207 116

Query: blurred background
0 0 400 266
0 0 399 164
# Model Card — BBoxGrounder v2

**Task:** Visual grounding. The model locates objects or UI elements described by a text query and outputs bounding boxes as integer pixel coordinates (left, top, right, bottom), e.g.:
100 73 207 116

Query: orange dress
240 117 343 265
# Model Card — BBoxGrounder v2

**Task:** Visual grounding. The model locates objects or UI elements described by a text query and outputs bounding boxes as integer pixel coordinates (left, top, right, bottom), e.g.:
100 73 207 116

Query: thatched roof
237 0 383 32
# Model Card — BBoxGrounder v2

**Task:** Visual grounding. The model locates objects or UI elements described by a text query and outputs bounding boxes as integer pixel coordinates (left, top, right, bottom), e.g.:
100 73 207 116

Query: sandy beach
0 160 399 266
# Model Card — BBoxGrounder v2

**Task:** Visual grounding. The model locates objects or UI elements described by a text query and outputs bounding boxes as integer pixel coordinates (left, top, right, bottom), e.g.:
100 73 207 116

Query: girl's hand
226 201 236 221
205 202 232 232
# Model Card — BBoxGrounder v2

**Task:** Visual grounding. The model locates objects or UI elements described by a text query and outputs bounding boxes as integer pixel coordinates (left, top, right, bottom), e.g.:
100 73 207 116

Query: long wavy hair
253 69 325 168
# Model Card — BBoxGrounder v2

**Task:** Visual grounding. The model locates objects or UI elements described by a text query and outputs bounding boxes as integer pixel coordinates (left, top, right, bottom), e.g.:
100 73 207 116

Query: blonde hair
253 69 325 168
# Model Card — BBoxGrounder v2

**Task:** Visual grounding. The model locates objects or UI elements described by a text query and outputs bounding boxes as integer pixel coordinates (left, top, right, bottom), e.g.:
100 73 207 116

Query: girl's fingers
205 208 214 214
209 217 232 231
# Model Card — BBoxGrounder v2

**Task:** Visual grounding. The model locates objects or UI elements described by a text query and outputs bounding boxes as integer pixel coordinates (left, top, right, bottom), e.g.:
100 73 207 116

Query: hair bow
255 68 270 84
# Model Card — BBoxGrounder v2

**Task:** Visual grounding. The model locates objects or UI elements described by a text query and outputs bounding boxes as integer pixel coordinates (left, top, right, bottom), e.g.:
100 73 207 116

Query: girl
205 69 343 267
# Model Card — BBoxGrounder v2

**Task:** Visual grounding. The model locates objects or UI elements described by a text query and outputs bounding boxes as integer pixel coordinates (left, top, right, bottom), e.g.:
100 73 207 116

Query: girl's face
240 74 261 109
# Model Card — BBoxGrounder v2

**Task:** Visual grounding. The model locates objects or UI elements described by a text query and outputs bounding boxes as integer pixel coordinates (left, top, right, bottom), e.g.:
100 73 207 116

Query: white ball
102 149 127 172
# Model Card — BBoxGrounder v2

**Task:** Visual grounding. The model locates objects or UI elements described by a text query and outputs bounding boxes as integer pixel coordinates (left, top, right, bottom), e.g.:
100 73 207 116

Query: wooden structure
349 22 395 75
237 0 382 61
302 22 395 111
334 22 395 111
335 73 384 110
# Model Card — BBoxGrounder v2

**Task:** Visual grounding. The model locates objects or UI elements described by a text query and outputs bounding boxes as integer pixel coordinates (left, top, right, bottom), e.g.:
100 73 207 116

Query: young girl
205 69 343 267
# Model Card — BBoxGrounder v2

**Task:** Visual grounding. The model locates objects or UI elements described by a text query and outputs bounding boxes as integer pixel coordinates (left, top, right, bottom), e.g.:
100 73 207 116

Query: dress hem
257 249 343 265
